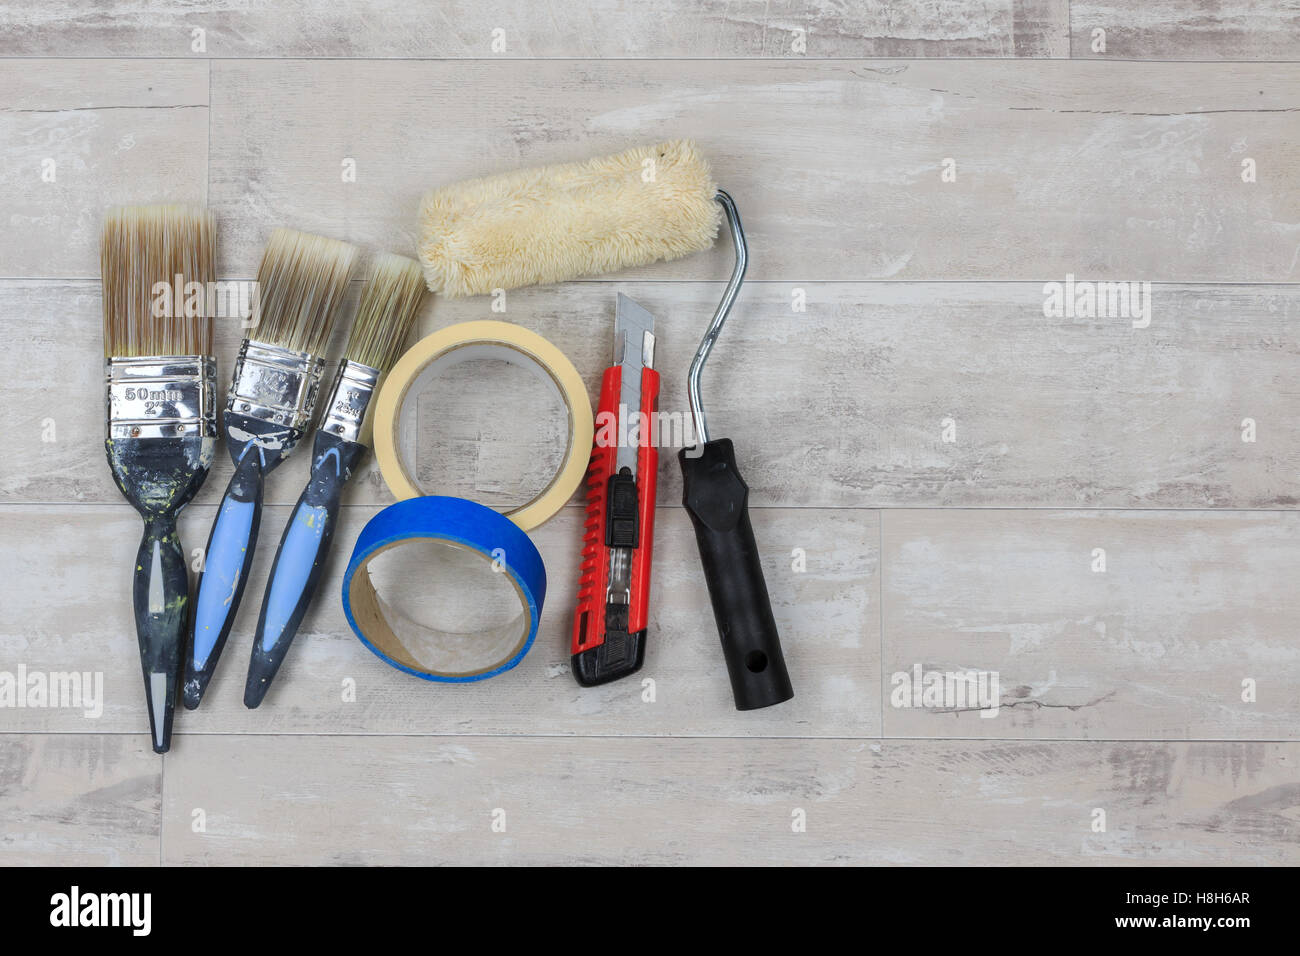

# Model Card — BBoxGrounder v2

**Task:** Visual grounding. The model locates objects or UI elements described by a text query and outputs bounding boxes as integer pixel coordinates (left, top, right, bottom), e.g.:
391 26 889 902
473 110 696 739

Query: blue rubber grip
244 434 365 707
341 496 546 682
184 452 264 708
260 502 330 652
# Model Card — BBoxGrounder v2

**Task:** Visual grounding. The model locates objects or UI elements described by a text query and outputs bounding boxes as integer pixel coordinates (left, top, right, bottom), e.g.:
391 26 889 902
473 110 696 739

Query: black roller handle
679 438 793 710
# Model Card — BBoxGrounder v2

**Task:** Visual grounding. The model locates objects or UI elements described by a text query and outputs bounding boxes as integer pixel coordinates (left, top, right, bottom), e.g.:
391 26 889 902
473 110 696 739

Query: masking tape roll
372 320 594 532
342 496 546 682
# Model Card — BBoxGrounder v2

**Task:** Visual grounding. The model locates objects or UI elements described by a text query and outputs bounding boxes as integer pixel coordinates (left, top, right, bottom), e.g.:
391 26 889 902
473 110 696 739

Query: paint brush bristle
101 204 216 358
344 253 426 372
251 228 359 355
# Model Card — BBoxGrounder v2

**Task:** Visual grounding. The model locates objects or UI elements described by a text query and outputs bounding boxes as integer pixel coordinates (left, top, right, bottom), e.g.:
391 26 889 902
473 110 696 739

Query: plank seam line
158 752 165 866
878 511 885 736
205 59 212 206
1 55 1298 63
7 504 1300 514
8 277 1300 287
4 732 1298 743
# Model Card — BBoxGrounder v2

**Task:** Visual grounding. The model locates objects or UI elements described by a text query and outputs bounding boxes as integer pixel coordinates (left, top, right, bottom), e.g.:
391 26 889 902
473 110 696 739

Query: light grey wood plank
0 504 876 737
207 59 1299 283
161 735 1300 864
0 1 1069 58
1073 2 1300 59
882 510 1300 740
0 735 160 865
7 58 1294 281
7 280 1297 510
0 60 209 280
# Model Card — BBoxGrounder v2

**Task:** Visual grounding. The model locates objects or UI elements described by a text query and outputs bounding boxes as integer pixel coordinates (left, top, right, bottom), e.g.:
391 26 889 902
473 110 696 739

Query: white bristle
251 228 359 354
101 204 216 357
345 253 426 372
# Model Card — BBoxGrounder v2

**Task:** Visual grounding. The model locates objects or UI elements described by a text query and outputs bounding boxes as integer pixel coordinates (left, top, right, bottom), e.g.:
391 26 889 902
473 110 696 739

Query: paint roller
418 140 793 710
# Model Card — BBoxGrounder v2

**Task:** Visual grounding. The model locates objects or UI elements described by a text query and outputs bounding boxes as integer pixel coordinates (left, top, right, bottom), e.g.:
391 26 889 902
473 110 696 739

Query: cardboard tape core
373 321 593 531
342 497 546 682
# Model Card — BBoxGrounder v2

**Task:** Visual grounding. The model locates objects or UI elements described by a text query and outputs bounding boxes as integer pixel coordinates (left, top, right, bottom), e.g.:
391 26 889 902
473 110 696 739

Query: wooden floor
2 1 1298 865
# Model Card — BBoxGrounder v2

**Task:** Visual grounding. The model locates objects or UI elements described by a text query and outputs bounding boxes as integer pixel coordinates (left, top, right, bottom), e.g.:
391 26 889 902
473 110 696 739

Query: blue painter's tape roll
341 496 546 682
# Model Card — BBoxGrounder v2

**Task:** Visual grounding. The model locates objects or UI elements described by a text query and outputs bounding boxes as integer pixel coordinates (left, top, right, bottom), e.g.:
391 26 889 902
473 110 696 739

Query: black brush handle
679 438 793 710
184 450 265 709
245 434 365 708
106 433 213 754
132 514 189 753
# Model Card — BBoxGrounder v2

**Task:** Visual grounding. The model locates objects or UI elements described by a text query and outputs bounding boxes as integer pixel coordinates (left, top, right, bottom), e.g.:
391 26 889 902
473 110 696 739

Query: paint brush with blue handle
102 205 217 753
184 229 358 709
244 253 425 707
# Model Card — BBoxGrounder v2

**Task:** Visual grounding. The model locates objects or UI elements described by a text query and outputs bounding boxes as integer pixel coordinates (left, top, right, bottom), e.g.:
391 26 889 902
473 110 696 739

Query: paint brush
244 253 425 707
102 204 217 753
184 228 358 709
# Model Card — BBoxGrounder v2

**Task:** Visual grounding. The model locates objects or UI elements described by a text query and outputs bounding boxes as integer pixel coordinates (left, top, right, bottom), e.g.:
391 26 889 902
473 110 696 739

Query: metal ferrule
226 340 327 432
106 355 217 440
318 359 381 446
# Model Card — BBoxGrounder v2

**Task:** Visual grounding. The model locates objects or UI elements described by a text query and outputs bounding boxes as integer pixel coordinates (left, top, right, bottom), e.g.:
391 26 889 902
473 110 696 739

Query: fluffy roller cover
419 140 721 297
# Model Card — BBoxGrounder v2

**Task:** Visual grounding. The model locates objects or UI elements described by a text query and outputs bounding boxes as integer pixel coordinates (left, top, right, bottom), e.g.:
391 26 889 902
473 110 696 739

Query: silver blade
614 294 655 476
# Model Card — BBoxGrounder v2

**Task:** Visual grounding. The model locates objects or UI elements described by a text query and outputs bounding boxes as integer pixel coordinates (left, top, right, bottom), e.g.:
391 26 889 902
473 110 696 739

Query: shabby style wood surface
0 1 1297 866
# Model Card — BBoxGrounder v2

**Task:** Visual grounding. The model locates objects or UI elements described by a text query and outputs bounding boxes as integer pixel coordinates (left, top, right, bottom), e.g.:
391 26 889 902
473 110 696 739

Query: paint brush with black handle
244 254 424 707
102 204 217 753
184 228 358 709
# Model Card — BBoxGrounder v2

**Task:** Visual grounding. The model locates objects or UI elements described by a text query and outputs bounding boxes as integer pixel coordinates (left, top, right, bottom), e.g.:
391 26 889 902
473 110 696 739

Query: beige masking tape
372 320 594 531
